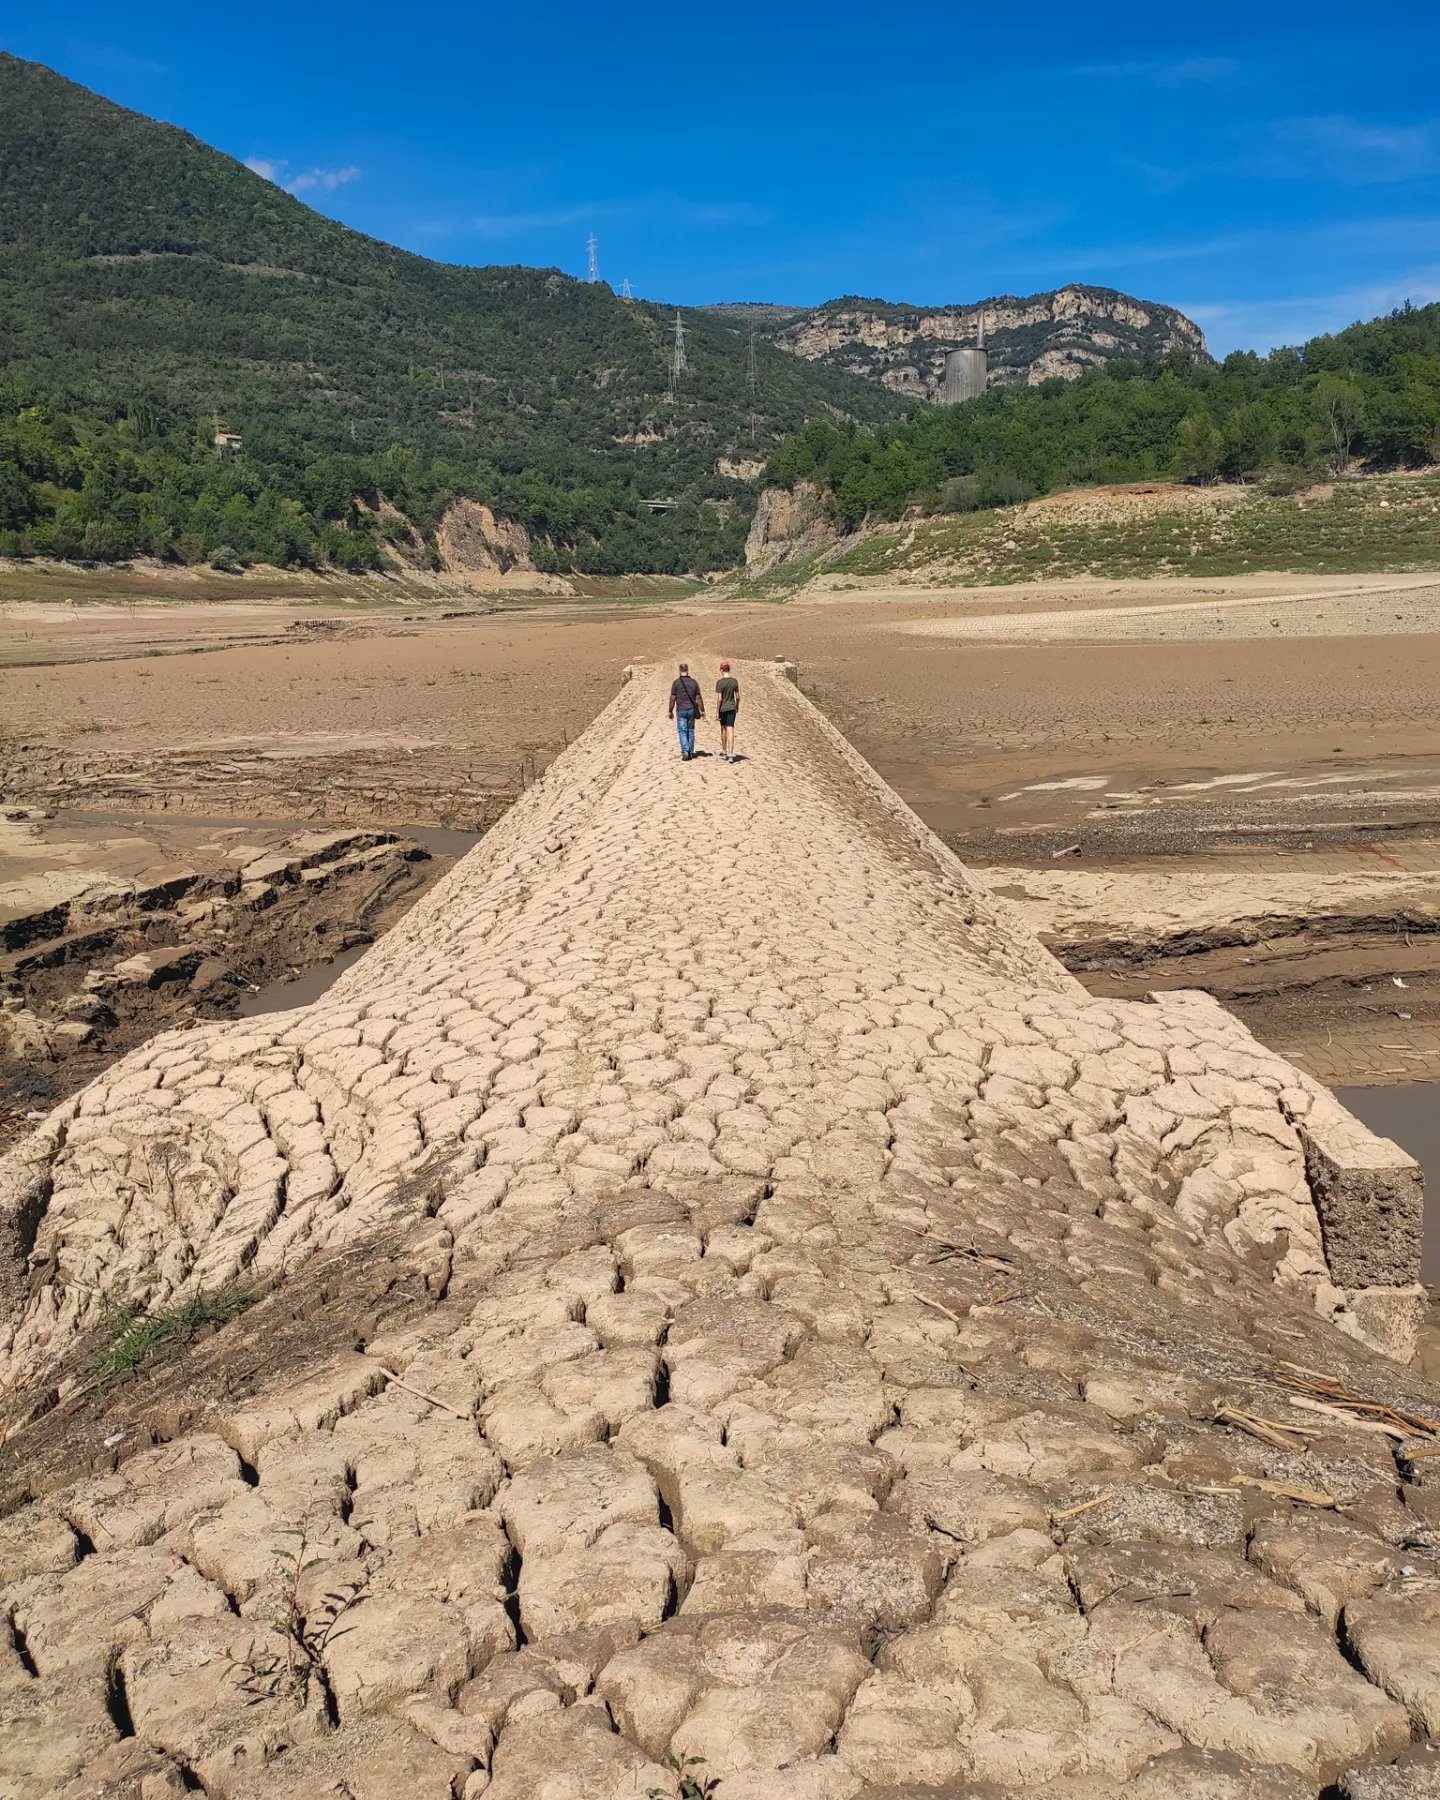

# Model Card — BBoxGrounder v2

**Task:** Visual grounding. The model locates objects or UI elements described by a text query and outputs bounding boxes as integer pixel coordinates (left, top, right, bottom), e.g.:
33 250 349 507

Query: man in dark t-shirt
715 661 740 761
668 662 704 760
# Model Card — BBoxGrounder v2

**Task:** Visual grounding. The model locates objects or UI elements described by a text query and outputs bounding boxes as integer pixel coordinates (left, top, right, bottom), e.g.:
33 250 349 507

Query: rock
517 1522 689 1641
1344 1588 1440 1736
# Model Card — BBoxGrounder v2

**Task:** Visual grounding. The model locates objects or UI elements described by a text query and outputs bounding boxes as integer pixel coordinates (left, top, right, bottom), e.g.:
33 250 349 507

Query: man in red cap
715 661 740 762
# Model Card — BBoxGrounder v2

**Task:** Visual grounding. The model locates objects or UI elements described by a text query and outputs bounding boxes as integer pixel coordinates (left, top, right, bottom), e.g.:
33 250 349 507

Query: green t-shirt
715 675 739 712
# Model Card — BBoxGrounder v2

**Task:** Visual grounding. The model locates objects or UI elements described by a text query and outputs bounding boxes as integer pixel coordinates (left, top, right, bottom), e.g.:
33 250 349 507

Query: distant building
213 429 243 453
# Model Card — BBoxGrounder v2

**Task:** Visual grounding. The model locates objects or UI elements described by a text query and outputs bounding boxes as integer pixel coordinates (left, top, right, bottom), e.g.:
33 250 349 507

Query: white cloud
244 157 361 196
1177 268 1440 354
1261 115 1439 183
290 166 361 193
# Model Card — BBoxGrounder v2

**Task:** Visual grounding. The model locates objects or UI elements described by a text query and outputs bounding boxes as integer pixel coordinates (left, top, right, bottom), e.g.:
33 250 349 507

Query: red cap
720 661 731 671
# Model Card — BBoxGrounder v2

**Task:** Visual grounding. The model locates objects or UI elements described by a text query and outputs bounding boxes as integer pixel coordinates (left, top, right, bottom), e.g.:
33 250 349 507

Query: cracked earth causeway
0 662 1436 1799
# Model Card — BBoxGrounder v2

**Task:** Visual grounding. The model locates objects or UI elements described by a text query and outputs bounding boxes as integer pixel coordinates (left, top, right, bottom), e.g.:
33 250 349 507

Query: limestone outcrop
0 664 1434 1799
767 286 1209 400
434 500 568 592
744 481 842 573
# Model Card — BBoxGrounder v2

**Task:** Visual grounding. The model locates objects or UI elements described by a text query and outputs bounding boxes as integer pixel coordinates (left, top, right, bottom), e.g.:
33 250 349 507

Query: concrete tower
943 307 989 404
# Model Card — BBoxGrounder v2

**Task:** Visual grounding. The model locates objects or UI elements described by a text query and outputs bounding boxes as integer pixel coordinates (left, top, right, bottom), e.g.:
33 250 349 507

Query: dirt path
0 662 1433 1799
4 576 1440 1101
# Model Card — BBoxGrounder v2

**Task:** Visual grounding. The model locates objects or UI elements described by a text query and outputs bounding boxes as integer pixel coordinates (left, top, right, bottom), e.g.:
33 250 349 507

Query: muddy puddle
238 942 370 1016
229 826 482 1018
1336 1083 1440 1283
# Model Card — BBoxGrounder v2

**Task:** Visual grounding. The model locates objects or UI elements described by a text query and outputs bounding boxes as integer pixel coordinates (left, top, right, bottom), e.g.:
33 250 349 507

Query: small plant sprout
646 1749 719 1800
225 1528 363 1711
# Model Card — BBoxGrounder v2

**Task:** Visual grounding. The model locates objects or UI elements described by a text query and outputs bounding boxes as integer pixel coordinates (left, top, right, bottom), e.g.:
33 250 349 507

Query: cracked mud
0 664 1436 1800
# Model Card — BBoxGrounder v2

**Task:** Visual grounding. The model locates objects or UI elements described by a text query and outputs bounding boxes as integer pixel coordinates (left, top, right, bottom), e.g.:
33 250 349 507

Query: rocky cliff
728 285 1209 401
743 479 842 572
434 500 569 591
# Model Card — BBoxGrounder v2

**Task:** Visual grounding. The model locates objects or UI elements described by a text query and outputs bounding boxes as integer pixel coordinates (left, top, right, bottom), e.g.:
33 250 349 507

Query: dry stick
1270 1367 1439 1438
1236 1476 1337 1509
370 1362 473 1421
917 1293 967 1327
892 1221 1016 1273
978 1284 1029 1309
1286 1395 1409 1440
933 1247 1014 1271
1051 1491 1116 1521
1214 1405 1316 1452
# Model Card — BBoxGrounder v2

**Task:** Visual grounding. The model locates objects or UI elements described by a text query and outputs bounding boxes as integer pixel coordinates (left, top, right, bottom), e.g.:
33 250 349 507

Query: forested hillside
768 305 1440 529
0 54 903 574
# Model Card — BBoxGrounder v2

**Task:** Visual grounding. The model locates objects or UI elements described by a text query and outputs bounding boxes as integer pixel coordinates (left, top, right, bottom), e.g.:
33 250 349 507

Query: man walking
715 661 740 761
668 662 704 760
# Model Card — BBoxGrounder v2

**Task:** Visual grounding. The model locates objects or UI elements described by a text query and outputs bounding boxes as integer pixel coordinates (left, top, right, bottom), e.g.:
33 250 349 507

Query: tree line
766 304 1440 530
0 383 751 574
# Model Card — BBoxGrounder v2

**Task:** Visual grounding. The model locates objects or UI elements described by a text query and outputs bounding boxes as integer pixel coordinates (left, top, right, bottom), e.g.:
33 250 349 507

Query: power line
668 311 687 398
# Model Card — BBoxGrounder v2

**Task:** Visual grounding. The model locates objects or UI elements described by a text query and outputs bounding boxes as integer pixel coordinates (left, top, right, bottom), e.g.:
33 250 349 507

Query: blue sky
6 2 1439 355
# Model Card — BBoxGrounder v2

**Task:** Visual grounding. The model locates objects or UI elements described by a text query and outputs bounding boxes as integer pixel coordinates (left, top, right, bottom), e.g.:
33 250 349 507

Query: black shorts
718 709 738 727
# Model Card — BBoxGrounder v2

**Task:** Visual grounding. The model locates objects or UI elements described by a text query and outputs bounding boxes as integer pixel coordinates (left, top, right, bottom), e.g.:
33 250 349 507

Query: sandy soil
901 578 1440 644
6 577 1440 848
2 567 1438 1096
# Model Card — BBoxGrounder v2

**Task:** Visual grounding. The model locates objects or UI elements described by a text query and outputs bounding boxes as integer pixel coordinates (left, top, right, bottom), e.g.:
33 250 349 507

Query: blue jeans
675 709 696 756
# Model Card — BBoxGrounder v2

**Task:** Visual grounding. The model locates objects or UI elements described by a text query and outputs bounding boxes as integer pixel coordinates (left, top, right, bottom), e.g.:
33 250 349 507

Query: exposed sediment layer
0 664 1435 1799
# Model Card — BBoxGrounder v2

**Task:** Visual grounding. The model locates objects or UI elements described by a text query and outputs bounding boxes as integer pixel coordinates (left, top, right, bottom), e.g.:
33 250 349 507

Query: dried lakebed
0 662 1435 1800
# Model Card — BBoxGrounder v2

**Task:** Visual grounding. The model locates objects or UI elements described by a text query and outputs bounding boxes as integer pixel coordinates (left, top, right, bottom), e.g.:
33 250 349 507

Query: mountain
705 289 1210 402
0 54 906 575
761 300 1440 535
0 56 1229 580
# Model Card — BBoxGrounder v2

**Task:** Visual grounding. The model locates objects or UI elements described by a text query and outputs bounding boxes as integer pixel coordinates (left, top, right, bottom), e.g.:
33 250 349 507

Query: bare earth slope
0 665 1436 1799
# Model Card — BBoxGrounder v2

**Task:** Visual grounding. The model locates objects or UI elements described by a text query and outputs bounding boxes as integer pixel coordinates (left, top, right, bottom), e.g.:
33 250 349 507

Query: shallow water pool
1335 1083 1438 1284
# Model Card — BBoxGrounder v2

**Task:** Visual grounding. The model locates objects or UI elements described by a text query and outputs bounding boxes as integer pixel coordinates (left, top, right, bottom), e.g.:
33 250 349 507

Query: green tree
1173 412 1225 484
1314 375 1365 472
